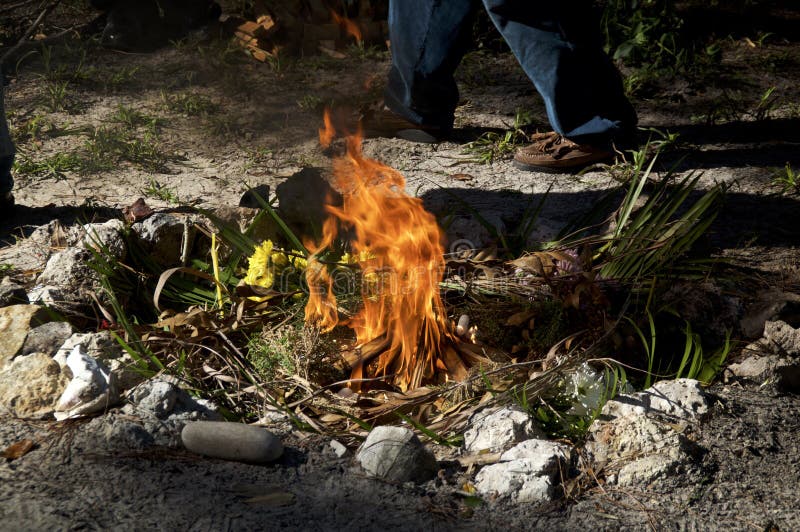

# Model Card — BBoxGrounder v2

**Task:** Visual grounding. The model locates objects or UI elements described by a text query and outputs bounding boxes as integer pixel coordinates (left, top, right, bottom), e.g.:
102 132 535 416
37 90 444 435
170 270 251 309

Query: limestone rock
586 379 709 487
463 406 544 453
0 352 69 418
27 286 67 307
763 320 800 356
181 421 284 463
599 378 710 423
56 332 143 392
71 219 127 260
355 426 438 483
475 438 572 503
54 345 119 420
132 212 189 268
34 248 101 311
21 321 74 357
0 304 49 369
0 278 28 307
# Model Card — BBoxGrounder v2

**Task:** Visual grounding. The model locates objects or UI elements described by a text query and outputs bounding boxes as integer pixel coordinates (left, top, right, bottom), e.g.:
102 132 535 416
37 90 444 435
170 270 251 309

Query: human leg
383 0 478 131
482 0 636 147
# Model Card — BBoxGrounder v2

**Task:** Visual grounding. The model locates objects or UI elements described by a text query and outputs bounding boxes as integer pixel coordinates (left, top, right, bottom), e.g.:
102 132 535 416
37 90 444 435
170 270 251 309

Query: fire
305 112 468 391
330 10 362 43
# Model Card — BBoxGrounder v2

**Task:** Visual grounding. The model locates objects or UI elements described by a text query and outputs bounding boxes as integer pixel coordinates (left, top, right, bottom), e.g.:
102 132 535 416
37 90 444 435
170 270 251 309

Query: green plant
527 362 628 440
43 80 70 112
771 163 799 193
297 94 323 111
13 151 83 180
463 109 532 164
601 0 688 70
595 149 723 282
143 178 180 204
628 312 731 386
246 326 299 381
110 105 163 132
162 91 217 117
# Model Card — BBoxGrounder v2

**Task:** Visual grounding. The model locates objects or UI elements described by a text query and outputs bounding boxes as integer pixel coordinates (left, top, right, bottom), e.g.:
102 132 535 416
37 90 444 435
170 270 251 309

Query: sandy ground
1 7 800 531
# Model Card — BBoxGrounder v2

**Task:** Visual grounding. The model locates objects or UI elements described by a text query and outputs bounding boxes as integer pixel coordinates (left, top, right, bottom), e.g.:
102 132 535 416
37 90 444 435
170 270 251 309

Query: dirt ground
1 3 800 531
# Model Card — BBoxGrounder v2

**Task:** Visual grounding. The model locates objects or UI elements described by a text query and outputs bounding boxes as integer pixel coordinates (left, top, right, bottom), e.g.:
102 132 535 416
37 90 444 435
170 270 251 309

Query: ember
304 113 482 391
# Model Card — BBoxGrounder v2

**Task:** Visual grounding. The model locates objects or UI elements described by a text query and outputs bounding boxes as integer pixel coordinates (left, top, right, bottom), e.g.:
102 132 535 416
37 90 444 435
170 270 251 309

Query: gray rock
763 320 800 356
475 438 571 503
726 351 781 381
35 248 100 311
103 418 156 449
71 219 127 261
181 421 284 463
275 168 341 237
125 378 179 419
122 377 223 447
54 345 119 420
0 304 50 369
0 352 69 419
445 214 505 251
21 321 74 357
355 426 438 483
0 278 28 307
740 290 798 338
132 212 189 267
463 406 544 453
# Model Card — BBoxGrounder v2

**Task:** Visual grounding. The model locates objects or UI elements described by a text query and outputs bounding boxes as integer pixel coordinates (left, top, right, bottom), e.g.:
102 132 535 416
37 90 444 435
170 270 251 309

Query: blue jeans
384 0 637 146
0 82 14 195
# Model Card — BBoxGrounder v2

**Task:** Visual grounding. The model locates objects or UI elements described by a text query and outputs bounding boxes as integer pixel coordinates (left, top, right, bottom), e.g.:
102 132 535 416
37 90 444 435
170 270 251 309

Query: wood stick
1 0 64 69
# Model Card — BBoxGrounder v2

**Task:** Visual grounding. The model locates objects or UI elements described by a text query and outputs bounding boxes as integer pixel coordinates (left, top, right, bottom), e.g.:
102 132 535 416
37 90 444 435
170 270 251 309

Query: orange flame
330 10 362 43
305 111 457 391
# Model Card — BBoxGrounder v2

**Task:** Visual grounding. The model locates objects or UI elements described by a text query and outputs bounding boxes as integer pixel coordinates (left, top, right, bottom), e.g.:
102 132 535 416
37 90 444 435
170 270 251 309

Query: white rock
27 285 66 307
599 378 709 423
330 439 348 458
475 438 571 503
463 406 544 453
55 345 119 420
586 379 709 487
355 426 438 483
56 332 143 392
36 248 100 295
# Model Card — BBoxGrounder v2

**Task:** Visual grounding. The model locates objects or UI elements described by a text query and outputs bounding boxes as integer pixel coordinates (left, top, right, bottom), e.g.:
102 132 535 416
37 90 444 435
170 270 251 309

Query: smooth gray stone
181 421 283 463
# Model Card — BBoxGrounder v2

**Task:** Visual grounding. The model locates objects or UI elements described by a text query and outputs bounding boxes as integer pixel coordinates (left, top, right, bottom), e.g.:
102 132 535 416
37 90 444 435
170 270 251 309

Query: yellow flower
244 240 308 298
244 240 275 289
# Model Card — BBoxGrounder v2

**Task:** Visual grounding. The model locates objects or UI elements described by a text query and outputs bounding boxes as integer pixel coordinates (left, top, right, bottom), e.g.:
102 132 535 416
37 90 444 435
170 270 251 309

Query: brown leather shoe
360 106 444 143
513 131 614 172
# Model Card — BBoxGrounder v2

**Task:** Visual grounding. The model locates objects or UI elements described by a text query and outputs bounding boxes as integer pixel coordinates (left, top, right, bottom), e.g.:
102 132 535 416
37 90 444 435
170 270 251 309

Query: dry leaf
1 439 34 460
450 173 474 181
505 310 536 327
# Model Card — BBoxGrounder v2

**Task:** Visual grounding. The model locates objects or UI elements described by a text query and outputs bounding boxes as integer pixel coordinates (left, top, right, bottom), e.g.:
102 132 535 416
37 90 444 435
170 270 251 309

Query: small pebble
181 421 283 463
330 439 348 457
